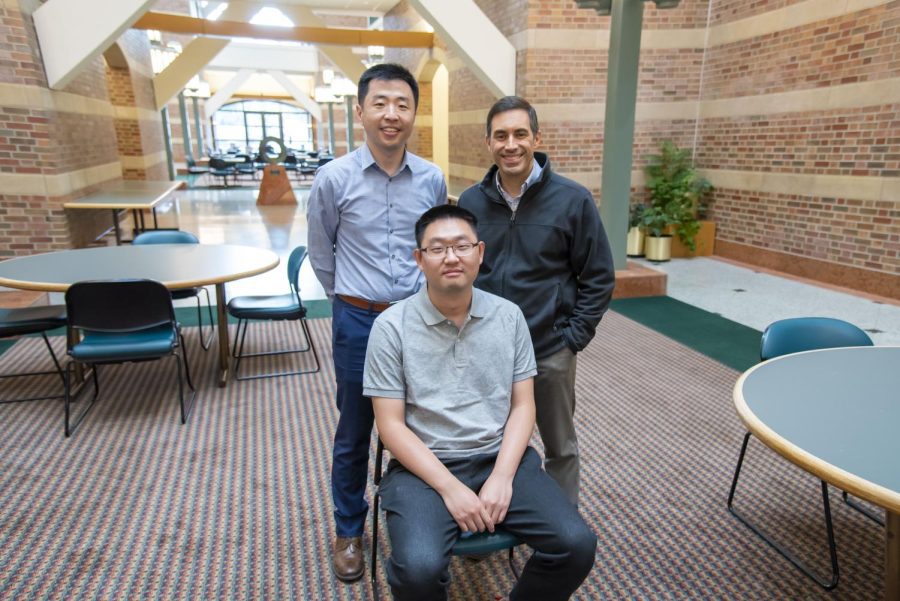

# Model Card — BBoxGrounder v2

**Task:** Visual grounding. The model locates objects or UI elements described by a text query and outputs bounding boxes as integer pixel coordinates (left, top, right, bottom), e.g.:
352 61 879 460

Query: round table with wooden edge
734 346 900 599
0 244 279 387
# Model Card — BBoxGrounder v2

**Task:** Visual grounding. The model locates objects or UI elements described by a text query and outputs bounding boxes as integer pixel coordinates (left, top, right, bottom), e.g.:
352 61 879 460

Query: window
211 100 314 155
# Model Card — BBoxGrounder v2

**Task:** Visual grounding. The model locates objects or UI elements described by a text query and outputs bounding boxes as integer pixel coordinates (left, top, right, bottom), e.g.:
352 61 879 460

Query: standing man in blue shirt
458 96 614 505
307 63 447 583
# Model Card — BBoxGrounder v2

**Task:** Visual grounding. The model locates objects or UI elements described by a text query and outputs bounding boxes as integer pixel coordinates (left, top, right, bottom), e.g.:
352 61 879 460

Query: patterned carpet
0 312 885 600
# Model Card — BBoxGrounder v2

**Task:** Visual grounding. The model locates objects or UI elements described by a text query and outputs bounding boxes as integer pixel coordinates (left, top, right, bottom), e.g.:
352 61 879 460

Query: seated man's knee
564 520 597 574
388 549 450 596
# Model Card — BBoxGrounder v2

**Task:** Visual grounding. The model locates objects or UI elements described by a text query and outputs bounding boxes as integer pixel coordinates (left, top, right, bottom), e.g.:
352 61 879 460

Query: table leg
888 510 899 601
215 283 230 387
112 209 122 245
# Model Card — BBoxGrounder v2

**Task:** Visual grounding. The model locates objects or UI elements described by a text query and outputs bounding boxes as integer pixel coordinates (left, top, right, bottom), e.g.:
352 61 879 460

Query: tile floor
45 184 900 347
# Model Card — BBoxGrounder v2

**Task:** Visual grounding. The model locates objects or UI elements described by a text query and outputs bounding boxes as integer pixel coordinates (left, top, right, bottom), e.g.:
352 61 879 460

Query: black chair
298 159 317 180
283 154 299 177
133 230 214 351
208 157 235 187
371 438 521 597
0 306 66 403
226 246 320 380
727 317 875 590
234 154 256 180
63 279 196 437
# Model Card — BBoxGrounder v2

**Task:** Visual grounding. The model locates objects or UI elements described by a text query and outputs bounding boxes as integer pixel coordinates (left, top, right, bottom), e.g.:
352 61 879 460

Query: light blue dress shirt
306 143 447 302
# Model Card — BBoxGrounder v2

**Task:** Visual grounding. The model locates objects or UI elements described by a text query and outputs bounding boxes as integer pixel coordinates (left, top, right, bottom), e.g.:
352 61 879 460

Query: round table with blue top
0 244 279 387
734 346 900 599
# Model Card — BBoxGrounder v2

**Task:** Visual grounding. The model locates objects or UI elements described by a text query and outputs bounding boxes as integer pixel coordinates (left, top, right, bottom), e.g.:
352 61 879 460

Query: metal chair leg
174 350 196 424
0 332 66 403
728 431 840 590
231 317 321 381
842 491 885 527
64 361 100 438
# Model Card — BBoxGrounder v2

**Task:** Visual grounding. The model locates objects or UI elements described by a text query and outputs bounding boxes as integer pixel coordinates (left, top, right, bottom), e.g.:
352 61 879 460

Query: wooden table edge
0 247 280 293
733 350 900 516
62 181 183 210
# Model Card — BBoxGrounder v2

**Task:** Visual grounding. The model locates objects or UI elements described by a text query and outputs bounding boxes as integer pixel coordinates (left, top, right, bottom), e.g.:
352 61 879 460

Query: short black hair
357 63 419 109
415 205 479 248
485 96 539 137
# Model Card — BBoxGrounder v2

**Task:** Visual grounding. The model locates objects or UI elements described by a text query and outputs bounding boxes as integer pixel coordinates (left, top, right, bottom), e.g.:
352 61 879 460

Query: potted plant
644 140 712 254
640 204 676 261
626 202 646 257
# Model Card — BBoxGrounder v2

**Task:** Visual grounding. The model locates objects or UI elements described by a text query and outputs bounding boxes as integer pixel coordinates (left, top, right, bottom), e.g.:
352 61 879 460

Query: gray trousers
378 446 596 601
534 346 580 504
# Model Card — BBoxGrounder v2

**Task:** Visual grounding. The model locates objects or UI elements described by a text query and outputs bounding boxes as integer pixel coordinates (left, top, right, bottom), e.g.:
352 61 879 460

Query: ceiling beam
408 0 514 98
153 37 231 110
132 12 434 48
34 0 154 89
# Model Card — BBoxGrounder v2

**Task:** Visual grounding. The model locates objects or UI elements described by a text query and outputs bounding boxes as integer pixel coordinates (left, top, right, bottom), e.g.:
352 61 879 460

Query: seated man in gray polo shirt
363 204 596 601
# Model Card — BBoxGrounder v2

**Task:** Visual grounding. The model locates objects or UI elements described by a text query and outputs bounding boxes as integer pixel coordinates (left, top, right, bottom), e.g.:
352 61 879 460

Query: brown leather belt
338 294 392 313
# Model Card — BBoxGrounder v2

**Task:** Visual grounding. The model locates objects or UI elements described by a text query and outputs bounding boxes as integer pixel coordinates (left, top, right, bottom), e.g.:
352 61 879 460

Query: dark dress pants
378 446 597 601
330 296 379 537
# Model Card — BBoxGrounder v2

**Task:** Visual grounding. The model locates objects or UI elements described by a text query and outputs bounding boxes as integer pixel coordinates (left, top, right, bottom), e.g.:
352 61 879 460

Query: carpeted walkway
0 312 884 600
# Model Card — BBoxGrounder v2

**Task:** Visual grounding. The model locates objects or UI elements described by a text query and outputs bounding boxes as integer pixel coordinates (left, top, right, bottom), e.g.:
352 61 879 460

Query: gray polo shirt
363 287 537 459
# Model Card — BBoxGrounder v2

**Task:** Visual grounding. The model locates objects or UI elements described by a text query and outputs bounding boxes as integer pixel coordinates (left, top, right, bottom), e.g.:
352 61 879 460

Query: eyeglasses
418 241 479 259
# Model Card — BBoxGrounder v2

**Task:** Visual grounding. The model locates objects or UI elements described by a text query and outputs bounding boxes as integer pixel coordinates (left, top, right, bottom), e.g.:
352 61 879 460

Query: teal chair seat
227 293 305 321
452 529 521 556
70 325 177 362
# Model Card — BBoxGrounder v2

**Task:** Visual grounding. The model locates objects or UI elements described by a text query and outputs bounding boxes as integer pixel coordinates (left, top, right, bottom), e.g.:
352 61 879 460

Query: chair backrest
287 246 308 299
132 230 199 245
760 317 873 361
65 279 176 335
208 157 230 170
284 154 298 165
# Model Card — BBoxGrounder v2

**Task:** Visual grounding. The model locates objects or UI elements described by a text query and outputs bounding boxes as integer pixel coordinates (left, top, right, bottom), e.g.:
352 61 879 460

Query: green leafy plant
644 140 712 250
640 204 677 238
628 202 646 230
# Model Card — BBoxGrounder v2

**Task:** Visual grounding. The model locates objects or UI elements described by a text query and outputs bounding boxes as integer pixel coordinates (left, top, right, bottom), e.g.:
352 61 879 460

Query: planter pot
667 220 716 258
626 226 645 257
644 235 672 262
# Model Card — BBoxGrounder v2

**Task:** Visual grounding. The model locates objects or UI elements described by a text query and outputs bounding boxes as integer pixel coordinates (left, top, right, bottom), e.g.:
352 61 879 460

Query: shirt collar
358 142 414 175
495 158 543 200
415 287 486 326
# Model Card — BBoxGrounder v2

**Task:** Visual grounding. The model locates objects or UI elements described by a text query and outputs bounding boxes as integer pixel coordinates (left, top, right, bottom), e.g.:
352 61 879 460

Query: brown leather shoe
333 536 364 582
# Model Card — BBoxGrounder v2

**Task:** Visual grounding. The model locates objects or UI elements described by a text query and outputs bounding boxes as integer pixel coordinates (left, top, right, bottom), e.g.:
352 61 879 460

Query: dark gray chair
727 316 875 590
63 279 195 437
132 230 214 351
226 246 319 380
208 157 235 187
0 305 66 403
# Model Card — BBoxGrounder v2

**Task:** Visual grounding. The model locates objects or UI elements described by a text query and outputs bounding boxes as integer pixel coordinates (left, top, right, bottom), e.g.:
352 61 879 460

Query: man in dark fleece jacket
457 96 615 504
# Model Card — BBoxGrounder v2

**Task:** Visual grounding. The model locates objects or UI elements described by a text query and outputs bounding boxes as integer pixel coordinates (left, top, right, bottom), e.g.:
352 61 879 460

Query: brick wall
0 3 164 255
697 0 899 295
382 0 898 297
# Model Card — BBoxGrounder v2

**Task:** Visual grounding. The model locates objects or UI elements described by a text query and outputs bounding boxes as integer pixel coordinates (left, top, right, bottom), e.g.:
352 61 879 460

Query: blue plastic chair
0 306 67 403
226 246 320 380
63 279 196 437
370 438 521 597
133 230 214 351
727 317 875 590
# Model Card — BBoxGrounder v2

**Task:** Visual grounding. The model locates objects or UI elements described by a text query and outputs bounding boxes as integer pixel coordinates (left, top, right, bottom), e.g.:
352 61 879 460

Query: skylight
250 7 295 27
